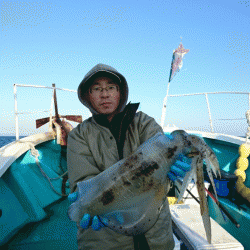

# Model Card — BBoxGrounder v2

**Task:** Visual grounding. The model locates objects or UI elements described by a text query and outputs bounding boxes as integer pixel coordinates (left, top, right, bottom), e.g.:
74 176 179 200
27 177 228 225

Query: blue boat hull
203 137 250 250
208 196 250 250
1 139 78 249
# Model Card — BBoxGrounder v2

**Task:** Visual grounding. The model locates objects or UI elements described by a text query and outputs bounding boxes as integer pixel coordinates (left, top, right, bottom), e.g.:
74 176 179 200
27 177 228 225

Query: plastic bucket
214 179 230 197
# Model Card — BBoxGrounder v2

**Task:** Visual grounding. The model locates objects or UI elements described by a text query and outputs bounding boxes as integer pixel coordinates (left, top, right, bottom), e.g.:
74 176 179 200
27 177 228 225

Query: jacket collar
93 102 140 159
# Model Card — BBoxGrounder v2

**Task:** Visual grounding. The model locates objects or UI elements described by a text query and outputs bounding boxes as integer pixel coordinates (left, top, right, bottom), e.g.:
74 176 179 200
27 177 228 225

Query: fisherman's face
88 76 120 121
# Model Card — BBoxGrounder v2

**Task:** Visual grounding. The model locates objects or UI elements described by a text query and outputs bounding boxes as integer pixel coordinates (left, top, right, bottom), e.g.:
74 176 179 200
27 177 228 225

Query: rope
20 141 69 197
235 143 250 202
235 109 250 202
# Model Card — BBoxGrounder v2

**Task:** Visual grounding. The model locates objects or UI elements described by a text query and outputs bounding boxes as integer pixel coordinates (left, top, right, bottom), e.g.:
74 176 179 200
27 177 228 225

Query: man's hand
68 192 107 230
167 154 191 182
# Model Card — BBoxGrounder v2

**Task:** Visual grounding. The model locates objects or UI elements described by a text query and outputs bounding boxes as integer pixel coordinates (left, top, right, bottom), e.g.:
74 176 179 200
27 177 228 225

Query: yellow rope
235 143 250 202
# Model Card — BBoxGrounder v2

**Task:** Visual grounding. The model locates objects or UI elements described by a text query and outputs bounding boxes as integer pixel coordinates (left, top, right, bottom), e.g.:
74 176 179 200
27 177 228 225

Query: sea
0 136 26 148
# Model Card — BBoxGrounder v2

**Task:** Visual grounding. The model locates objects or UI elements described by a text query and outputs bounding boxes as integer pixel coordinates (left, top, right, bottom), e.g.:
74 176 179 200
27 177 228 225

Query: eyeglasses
90 85 119 95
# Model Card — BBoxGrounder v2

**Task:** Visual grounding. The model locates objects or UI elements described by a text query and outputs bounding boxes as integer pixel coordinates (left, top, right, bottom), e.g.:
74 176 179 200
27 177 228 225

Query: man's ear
84 90 90 104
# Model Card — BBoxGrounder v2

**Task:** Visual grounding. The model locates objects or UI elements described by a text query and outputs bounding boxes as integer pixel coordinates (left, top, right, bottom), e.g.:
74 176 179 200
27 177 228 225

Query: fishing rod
205 187 240 228
174 180 240 228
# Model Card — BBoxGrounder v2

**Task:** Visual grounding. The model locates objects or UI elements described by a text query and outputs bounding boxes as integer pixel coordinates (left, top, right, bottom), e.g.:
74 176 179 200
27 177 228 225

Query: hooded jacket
77 63 128 115
67 64 175 250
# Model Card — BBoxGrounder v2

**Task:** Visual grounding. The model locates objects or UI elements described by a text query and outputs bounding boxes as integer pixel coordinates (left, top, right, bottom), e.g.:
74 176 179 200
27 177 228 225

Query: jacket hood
78 63 129 115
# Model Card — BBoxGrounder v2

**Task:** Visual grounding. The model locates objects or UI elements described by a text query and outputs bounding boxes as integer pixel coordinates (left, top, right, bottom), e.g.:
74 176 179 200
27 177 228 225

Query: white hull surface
0 132 55 178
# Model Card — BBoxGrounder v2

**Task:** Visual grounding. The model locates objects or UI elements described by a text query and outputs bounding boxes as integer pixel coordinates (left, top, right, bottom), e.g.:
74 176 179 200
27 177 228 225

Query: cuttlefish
68 130 220 244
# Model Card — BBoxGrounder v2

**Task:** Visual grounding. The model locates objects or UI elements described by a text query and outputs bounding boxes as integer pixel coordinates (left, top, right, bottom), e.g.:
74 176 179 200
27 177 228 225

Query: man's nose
100 89 110 97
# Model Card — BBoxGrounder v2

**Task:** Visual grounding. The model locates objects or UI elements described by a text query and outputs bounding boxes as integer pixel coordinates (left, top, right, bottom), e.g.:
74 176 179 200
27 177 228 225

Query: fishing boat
0 83 249 249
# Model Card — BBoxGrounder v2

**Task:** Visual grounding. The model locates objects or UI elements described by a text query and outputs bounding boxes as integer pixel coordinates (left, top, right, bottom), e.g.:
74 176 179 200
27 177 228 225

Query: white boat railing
13 84 78 141
161 91 250 141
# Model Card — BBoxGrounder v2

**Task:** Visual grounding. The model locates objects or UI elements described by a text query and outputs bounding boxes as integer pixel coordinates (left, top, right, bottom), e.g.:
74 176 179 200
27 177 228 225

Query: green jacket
67 64 175 250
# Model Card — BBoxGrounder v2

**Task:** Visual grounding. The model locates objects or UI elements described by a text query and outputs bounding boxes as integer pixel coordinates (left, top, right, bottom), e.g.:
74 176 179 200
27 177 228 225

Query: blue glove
68 192 106 230
167 154 192 182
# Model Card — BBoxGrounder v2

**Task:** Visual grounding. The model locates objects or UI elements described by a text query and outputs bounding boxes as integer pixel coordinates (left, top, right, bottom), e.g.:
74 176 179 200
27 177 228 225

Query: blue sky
1 0 249 136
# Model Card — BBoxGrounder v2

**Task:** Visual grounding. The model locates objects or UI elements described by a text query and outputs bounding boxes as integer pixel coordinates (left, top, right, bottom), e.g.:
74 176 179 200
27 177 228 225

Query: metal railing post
205 93 214 133
246 93 250 143
12 84 81 138
161 81 171 128
14 84 19 141
161 91 249 134
48 84 54 132
160 96 168 128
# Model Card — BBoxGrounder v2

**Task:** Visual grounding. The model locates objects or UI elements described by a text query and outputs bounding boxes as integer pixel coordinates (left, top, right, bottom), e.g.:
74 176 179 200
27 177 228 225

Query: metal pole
14 84 19 140
48 84 55 132
160 81 171 128
246 93 250 143
205 93 214 133
14 84 77 92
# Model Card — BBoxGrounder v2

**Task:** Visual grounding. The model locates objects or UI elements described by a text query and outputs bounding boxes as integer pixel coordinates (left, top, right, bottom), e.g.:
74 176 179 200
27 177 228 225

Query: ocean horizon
0 136 27 148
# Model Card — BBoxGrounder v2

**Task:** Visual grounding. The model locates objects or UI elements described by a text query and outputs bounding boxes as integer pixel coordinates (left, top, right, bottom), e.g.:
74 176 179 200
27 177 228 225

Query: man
67 63 190 250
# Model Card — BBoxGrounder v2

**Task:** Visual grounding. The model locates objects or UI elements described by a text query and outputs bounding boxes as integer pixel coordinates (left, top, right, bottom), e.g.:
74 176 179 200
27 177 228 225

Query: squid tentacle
176 159 196 204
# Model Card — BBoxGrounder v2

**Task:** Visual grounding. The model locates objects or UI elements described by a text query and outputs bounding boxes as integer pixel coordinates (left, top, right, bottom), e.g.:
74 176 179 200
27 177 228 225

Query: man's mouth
100 102 112 106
